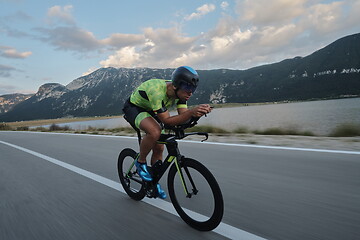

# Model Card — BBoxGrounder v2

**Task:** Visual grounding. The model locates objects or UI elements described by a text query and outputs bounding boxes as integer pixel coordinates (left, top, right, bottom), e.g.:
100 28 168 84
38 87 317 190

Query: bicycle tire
118 148 146 201
167 158 224 231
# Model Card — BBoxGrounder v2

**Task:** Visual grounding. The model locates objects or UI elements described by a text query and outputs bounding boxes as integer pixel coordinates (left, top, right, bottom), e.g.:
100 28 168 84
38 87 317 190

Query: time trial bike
117 117 224 231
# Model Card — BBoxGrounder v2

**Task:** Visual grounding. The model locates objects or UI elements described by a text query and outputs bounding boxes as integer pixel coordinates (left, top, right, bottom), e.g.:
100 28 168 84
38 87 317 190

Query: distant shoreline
6 115 123 128
4 96 360 128
208 95 360 108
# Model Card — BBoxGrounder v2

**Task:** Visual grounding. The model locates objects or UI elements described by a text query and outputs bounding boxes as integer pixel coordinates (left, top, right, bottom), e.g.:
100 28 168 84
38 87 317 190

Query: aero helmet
171 66 199 93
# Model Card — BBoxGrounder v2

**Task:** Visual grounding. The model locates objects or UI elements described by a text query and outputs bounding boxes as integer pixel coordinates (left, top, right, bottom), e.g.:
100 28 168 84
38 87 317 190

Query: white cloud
259 24 300 47
221 1 229 10
101 33 145 48
99 27 197 68
0 46 32 59
34 2 360 70
100 47 140 68
237 0 306 26
185 4 216 21
47 5 75 25
302 2 344 34
82 67 99 76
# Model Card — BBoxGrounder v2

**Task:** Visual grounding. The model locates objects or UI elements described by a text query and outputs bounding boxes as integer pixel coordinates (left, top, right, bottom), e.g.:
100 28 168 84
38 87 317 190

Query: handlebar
160 117 208 142
163 117 200 131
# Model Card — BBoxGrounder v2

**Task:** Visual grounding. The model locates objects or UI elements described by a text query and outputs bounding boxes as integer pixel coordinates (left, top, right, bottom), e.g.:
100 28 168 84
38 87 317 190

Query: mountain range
0 93 32 114
0 33 359 122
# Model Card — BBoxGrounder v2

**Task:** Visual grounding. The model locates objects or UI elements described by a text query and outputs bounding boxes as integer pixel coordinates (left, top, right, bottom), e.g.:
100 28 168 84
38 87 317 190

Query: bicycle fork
174 157 198 198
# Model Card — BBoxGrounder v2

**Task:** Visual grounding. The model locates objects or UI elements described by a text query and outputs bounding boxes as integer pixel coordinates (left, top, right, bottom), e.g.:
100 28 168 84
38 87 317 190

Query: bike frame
126 130 207 198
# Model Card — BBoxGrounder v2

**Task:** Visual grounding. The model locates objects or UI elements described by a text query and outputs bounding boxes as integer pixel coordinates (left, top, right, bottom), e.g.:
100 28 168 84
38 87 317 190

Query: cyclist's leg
138 116 162 164
151 143 164 165
138 116 167 198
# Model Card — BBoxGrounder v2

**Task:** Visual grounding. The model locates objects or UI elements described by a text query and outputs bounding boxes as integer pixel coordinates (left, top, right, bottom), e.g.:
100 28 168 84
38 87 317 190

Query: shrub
329 123 360 137
86 126 96 131
253 127 315 136
33 127 48 132
253 128 285 135
16 126 29 131
0 123 12 130
234 127 249 134
190 125 229 134
49 124 71 131
108 127 135 133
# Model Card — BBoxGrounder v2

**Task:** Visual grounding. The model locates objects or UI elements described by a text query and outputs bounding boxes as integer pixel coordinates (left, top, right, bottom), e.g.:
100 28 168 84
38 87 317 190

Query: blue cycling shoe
134 160 153 182
156 183 167 199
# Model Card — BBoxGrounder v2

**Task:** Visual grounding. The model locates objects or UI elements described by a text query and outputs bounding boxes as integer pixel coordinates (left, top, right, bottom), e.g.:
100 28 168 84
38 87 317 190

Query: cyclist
122 66 211 199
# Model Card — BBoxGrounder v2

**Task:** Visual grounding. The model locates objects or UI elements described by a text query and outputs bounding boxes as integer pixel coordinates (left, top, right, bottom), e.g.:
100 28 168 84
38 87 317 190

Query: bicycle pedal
145 189 157 198
144 182 157 198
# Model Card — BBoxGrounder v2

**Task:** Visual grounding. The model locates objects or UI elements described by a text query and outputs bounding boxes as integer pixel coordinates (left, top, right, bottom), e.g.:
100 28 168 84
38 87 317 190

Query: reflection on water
43 98 360 135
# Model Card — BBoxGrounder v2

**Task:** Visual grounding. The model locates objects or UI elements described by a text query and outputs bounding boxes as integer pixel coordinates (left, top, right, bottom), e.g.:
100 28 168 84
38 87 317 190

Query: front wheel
118 148 146 201
167 158 224 231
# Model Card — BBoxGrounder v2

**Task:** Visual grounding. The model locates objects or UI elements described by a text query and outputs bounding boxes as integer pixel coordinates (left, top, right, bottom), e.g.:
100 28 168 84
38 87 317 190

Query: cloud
3 11 32 22
36 5 145 53
237 0 307 26
100 47 141 68
35 26 101 52
0 83 17 95
100 27 197 68
0 11 34 38
46 5 75 25
301 1 345 34
101 33 145 49
185 4 216 21
33 2 360 70
35 25 148 54
0 64 17 78
221 1 229 10
0 82 33 95
0 46 32 59
82 67 99 76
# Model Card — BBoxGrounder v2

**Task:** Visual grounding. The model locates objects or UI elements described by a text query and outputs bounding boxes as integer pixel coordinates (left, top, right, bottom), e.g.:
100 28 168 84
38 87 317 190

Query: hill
0 93 33 114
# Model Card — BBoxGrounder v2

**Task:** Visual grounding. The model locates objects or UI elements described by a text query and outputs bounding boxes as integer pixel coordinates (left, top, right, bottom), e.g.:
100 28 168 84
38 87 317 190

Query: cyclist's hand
191 104 212 117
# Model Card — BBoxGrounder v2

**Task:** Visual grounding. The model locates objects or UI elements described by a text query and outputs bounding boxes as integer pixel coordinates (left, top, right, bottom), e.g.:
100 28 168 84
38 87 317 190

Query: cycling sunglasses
179 82 197 93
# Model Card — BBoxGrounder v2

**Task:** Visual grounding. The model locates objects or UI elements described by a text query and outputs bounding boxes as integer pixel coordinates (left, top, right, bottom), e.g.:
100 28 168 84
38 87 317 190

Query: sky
0 0 359 95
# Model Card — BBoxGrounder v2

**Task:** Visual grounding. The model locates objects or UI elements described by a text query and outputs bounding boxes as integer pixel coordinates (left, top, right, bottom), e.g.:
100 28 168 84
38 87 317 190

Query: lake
43 98 360 136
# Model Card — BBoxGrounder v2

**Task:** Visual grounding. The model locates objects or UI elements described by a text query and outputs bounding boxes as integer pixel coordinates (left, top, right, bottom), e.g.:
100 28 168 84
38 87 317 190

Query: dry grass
5 115 122 128
3 117 360 138
329 123 360 137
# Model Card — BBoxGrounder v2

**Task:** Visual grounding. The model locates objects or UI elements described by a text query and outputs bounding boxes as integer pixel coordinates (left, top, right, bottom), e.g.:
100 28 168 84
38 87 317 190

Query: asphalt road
1 131 359 240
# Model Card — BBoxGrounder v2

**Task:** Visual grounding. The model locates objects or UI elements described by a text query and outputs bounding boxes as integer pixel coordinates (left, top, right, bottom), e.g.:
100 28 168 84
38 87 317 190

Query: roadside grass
329 123 360 137
190 125 229 134
2 122 360 138
0 123 12 130
253 127 315 136
4 116 121 128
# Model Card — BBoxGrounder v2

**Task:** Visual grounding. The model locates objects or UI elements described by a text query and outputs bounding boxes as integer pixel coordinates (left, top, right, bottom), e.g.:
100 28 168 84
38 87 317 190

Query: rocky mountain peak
35 83 68 101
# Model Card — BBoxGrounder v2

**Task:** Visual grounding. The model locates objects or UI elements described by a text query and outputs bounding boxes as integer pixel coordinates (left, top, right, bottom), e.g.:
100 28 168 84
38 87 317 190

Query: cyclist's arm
157 105 211 126
157 110 192 126
177 107 188 115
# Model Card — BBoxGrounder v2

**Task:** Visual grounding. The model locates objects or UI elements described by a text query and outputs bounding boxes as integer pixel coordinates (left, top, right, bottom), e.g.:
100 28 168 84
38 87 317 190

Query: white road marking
11 131 360 155
183 140 360 155
1 140 267 240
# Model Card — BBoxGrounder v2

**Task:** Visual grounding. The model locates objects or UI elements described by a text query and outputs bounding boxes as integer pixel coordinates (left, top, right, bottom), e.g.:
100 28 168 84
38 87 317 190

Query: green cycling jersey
130 79 187 113
129 79 187 128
